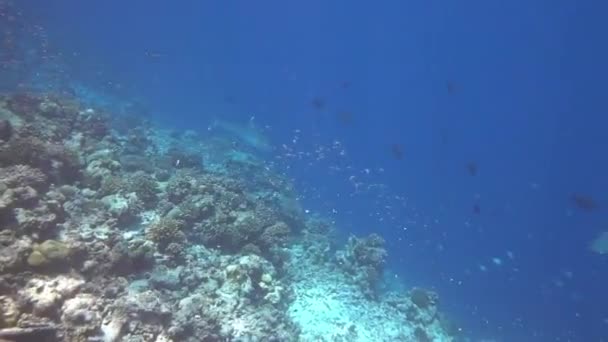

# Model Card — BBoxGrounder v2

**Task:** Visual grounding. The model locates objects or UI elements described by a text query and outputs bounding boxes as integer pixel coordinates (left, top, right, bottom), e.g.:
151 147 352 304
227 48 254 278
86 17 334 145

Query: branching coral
0 165 48 190
166 175 194 204
0 135 49 168
125 171 159 208
147 217 186 250
0 135 81 183
98 175 125 197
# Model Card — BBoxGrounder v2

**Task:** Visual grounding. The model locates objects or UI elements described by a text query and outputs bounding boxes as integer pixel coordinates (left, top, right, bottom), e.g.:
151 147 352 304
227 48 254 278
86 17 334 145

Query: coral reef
335 233 388 298
0 92 457 341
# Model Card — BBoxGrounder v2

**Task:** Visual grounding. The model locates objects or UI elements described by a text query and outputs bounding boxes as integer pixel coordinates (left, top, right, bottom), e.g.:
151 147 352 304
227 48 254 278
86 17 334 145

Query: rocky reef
0 92 458 341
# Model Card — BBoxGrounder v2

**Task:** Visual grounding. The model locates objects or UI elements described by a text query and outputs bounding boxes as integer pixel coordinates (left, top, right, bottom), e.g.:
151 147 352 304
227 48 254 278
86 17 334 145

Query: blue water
13 0 608 340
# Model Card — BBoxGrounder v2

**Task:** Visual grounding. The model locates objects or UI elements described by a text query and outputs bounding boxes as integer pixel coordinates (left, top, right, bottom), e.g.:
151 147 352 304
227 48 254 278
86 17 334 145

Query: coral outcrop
335 233 388 298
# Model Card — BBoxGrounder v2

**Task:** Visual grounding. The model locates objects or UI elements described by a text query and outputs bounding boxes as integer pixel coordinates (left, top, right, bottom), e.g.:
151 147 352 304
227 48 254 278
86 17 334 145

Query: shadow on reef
0 92 460 341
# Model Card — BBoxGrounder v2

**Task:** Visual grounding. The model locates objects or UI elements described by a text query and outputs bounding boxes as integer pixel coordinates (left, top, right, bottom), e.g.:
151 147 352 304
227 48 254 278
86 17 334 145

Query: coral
304 215 334 236
0 164 48 190
0 233 32 273
19 275 84 316
123 127 151 154
352 233 387 269
155 168 171 182
258 221 291 250
147 217 186 250
0 136 49 168
384 290 441 327
198 220 246 252
101 193 141 225
125 171 159 208
26 250 47 267
111 112 147 135
75 109 110 139
14 201 64 237
166 174 194 204
119 154 155 173
6 93 42 119
0 136 81 183
98 175 125 197
241 243 262 256
335 234 388 298
149 265 182 290
0 91 458 342
166 146 202 169
60 293 102 339
27 239 71 267
164 242 186 261
0 186 38 214
108 239 155 275
0 295 20 328
84 157 121 186
222 255 280 302
168 197 211 224
111 289 172 329
414 326 432 342
410 287 438 309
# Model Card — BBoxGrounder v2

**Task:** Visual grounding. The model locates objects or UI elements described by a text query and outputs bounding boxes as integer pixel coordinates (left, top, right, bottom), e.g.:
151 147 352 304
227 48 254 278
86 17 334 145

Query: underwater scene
0 1 607 341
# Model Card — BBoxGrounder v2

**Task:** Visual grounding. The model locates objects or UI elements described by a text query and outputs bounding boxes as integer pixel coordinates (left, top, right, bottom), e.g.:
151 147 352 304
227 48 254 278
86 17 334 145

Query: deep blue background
20 1 608 340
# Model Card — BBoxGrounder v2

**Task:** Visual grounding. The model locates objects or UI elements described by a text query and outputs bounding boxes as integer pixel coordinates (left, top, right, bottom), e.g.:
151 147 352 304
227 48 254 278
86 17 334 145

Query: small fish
224 95 236 104
336 111 353 125
466 162 478 176
473 204 481 214
311 97 326 110
390 144 404 160
570 193 598 211
446 80 458 94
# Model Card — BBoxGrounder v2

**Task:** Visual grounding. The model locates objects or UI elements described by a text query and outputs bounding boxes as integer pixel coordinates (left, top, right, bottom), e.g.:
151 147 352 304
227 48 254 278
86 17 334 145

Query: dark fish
440 130 449 145
466 162 477 176
446 81 458 94
311 97 326 110
224 95 236 104
473 204 481 214
570 193 598 211
390 144 404 160
336 111 353 125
